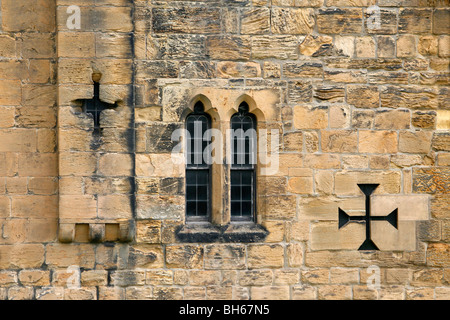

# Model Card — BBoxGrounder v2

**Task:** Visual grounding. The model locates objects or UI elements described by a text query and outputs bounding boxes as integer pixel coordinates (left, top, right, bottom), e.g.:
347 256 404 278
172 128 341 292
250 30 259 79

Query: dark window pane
231 202 241 216
197 202 207 216
231 185 241 199
241 202 251 216
242 186 252 200
230 171 240 184
197 186 208 200
186 201 196 216
186 186 196 200
241 171 252 185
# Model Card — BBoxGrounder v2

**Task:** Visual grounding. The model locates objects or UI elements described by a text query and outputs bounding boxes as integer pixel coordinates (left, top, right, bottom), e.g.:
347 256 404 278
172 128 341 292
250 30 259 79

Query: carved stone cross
338 183 398 251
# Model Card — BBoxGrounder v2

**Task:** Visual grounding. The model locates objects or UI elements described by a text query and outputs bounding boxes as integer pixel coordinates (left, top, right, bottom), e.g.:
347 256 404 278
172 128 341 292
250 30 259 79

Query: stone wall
0 0 449 300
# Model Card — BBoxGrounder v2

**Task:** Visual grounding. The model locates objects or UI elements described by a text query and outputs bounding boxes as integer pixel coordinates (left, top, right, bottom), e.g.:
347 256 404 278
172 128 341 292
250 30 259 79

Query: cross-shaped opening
82 79 117 136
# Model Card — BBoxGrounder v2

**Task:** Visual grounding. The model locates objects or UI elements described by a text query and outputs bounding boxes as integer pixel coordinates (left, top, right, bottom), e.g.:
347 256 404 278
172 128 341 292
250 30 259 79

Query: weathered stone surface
433 9 450 34
288 81 313 103
355 36 376 58
413 167 450 194
380 86 438 109
399 131 433 154
165 245 203 269
152 7 221 34
321 130 358 153
399 9 432 34
316 8 363 34
205 36 251 60
397 35 417 58
271 8 315 34
374 109 410 129
241 7 270 34
347 85 379 108
412 110 436 129
359 130 398 153
335 170 401 195
377 36 396 58
217 61 261 78
252 35 299 59
299 34 333 57
365 8 397 35
293 105 328 129
432 132 450 151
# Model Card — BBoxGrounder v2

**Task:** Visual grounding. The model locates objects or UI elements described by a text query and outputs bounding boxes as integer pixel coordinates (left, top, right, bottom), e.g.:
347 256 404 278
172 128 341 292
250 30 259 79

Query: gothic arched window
230 102 257 221
185 101 211 221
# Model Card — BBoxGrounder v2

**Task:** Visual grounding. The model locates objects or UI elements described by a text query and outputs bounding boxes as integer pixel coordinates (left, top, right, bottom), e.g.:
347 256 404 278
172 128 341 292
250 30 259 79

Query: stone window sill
175 222 268 243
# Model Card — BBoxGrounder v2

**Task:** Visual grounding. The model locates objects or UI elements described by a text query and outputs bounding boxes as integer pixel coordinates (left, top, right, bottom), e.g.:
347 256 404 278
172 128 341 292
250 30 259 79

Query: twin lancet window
185 101 257 223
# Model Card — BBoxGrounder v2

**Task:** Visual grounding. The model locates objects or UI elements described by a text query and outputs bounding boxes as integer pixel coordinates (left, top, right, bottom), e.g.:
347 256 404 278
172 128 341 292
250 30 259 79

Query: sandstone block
98 195 132 219
374 109 410 130
217 61 261 78
365 8 397 35
59 152 97 176
98 153 133 177
293 105 327 129
303 154 341 169
136 195 183 220
261 195 297 220
18 153 57 177
288 177 313 195
292 285 316 300
2 0 55 32
12 195 58 219
377 36 396 58
19 270 50 287
59 195 97 220
380 85 438 109
418 36 438 55
251 35 298 60
359 130 398 154
324 70 367 83
205 36 251 61
0 80 21 105
321 130 358 153
352 110 374 129
397 35 417 58
317 8 362 34
432 132 450 151
335 170 401 195
433 9 450 34
240 7 270 34
204 244 246 270
318 285 352 300
165 245 203 269
288 81 313 103
399 131 432 154
57 32 95 58
271 8 314 34
250 286 290 300
283 62 323 78
0 35 16 58
152 7 221 34
412 110 436 129
239 270 273 286
314 86 345 103
399 9 432 34
247 244 284 268
355 36 376 58
413 167 450 194
311 221 365 251
438 36 450 58
299 34 333 57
